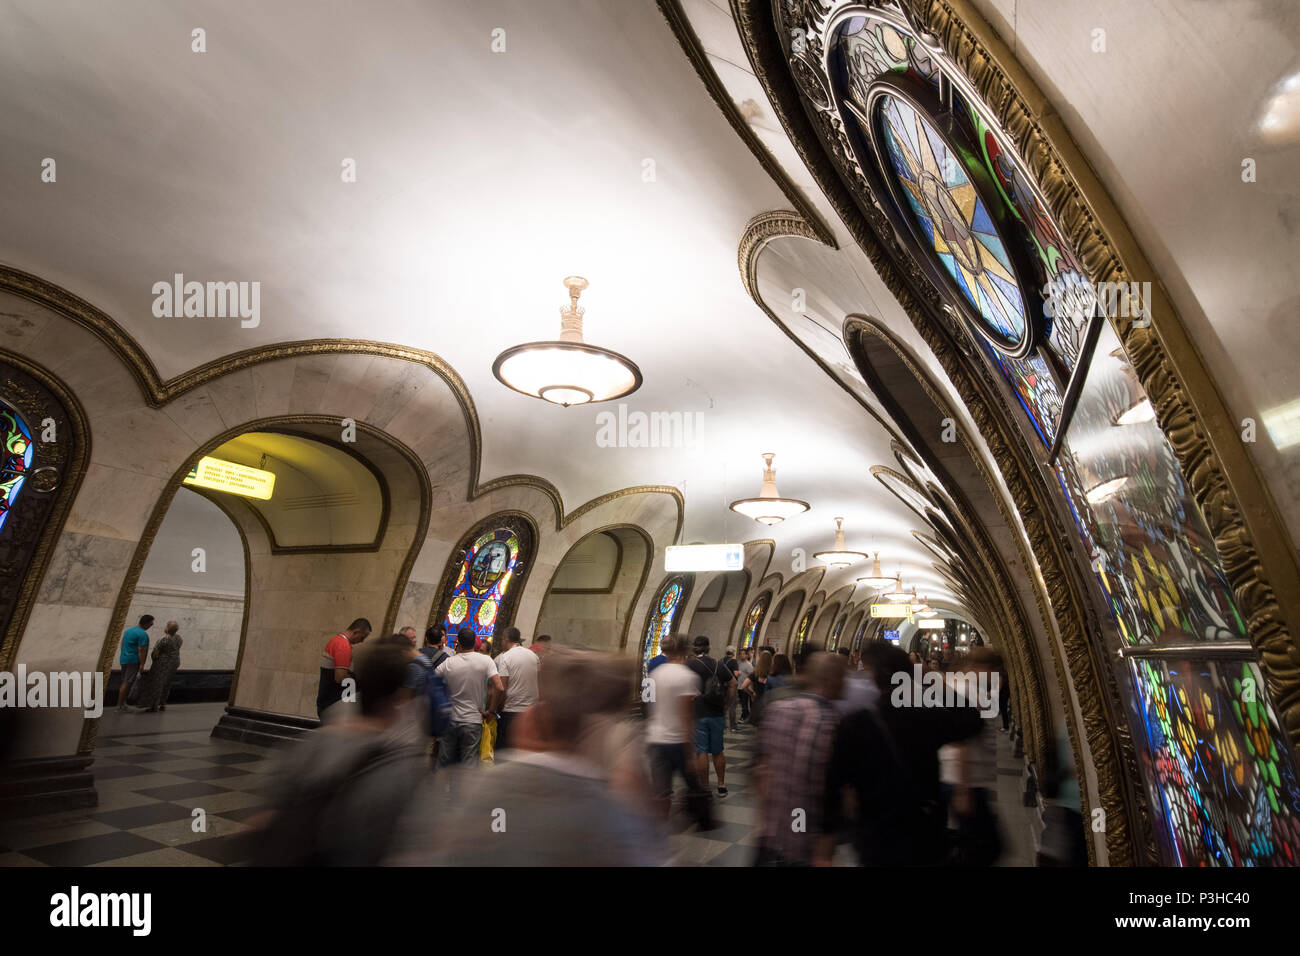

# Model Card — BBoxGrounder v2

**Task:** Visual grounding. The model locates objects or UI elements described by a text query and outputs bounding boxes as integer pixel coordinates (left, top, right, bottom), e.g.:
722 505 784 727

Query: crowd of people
241 618 1052 867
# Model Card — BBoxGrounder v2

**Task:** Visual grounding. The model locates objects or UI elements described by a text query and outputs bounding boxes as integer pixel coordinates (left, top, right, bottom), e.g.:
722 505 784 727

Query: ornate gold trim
530 524 655 654
657 0 838 249
0 348 92 672
0 265 687 544
78 414 432 754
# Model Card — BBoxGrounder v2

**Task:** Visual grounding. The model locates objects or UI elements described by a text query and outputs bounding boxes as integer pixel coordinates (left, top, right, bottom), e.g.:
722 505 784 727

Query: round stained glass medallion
871 88 1035 356
447 595 469 624
477 598 498 628
659 581 682 615
469 540 511 591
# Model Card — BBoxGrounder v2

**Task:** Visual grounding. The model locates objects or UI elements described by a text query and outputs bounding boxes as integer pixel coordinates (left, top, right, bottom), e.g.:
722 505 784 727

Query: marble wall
2 289 683 757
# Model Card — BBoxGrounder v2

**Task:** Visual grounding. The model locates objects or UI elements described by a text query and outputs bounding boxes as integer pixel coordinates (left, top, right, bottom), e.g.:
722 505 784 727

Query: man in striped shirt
752 652 845 866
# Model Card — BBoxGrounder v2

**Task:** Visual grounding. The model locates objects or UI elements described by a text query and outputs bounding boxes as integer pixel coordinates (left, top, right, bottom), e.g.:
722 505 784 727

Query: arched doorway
686 570 749 651
100 420 430 744
533 526 651 652
764 589 804 654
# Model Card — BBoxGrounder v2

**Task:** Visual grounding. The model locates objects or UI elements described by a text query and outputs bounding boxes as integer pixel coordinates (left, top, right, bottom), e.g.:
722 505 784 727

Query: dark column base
0 754 97 819
211 705 318 748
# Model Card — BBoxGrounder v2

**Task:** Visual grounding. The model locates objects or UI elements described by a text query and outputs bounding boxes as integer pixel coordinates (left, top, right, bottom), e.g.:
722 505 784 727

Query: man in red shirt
316 618 371 718
530 634 552 659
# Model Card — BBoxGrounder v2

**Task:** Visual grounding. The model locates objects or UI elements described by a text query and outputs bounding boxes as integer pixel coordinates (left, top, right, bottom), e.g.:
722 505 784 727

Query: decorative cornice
732 0 1158 864
657 0 839 250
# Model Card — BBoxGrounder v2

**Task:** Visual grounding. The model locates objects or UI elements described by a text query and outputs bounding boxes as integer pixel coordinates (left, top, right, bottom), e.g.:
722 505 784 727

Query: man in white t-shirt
495 626 541 750
645 633 702 818
435 627 504 768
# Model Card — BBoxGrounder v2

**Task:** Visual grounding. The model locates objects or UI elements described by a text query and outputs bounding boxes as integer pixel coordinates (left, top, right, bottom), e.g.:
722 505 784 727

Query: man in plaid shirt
753 652 845 866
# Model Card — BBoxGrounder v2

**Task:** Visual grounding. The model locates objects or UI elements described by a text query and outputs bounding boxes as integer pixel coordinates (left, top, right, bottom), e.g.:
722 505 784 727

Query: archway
686 569 749 651
764 589 804 653
99 420 430 743
533 526 651 652
109 487 246 707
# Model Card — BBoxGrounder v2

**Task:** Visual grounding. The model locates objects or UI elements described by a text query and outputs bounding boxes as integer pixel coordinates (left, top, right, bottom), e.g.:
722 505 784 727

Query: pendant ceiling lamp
813 517 867 568
492 276 642 407
728 453 810 525
857 551 895 588
883 578 912 602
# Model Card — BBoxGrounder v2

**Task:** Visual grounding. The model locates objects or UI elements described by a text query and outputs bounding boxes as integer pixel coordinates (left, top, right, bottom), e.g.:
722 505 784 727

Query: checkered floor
0 705 1037 867
0 704 269 867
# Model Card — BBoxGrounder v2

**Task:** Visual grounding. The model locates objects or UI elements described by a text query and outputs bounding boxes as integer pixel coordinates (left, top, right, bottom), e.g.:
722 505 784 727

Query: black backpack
698 657 726 710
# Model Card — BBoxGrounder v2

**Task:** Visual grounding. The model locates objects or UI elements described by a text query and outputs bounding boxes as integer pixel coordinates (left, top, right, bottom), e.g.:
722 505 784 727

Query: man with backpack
687 635 734 798
415 625 453 767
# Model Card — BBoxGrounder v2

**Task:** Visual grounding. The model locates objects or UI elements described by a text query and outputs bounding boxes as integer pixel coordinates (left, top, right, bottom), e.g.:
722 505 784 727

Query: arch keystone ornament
733 0 1300 865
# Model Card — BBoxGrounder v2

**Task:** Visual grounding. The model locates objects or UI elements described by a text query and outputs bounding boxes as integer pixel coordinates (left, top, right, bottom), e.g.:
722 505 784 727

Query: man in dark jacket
825 642 981 865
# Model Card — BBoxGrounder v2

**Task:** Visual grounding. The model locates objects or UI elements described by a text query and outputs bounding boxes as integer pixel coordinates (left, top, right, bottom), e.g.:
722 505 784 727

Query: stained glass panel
1058 322 1243 646
442 528 521 643
1129 657 1300 866
877 94 1028 348
0 403 34 534
643 577 686 672
740 592 769 649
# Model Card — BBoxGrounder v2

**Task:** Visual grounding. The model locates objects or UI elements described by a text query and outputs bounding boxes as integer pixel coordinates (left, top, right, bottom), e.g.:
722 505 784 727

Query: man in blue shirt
118 615 153 712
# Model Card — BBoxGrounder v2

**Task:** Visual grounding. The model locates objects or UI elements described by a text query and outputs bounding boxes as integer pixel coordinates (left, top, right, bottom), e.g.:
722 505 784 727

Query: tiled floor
0 703 269 867
0 704 1039 867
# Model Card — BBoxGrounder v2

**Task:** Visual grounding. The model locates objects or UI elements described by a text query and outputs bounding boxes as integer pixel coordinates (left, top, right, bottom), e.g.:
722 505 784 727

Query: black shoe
717 787 728 798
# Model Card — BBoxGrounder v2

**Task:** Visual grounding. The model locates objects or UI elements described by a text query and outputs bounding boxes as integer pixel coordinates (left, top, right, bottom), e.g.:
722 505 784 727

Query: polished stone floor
0 703 1038 866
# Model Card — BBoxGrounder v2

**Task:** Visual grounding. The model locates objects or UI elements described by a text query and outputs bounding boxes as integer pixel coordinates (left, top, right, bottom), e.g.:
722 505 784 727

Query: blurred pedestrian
753 652 844 866
688 635 734 798
256 641 426 866
495 626 540 750
645 635 704 821
435 626 503 769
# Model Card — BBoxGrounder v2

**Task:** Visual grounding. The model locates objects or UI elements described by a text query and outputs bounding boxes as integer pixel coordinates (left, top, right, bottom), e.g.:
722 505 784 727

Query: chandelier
883 578 912 602
857 551 894 588
492 276 642 406
728 453 810 525
813 517 867 568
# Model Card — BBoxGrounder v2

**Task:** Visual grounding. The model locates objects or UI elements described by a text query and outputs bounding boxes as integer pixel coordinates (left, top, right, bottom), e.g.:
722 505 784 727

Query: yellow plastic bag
480 716 497 765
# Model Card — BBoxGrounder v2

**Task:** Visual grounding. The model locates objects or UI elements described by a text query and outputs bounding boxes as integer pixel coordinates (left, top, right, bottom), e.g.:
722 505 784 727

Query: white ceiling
6 0 1110 614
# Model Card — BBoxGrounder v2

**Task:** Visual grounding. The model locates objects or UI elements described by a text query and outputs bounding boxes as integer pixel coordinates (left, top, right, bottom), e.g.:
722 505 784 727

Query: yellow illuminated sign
183 456 276 500
870 603 913 620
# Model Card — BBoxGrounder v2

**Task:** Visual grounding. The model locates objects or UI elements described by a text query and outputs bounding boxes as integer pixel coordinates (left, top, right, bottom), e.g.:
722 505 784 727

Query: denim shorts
694 716 725 755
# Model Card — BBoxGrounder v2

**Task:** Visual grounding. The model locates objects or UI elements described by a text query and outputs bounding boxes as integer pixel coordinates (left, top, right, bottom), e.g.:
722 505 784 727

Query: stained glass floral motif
643 578 686 672
878 94 1028 348
1129 658 1300 866
1057 323 1244 646
441 528 520 641
839 16 937 109
741 593 769 649
981 340 1064 448
1 403 33 535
